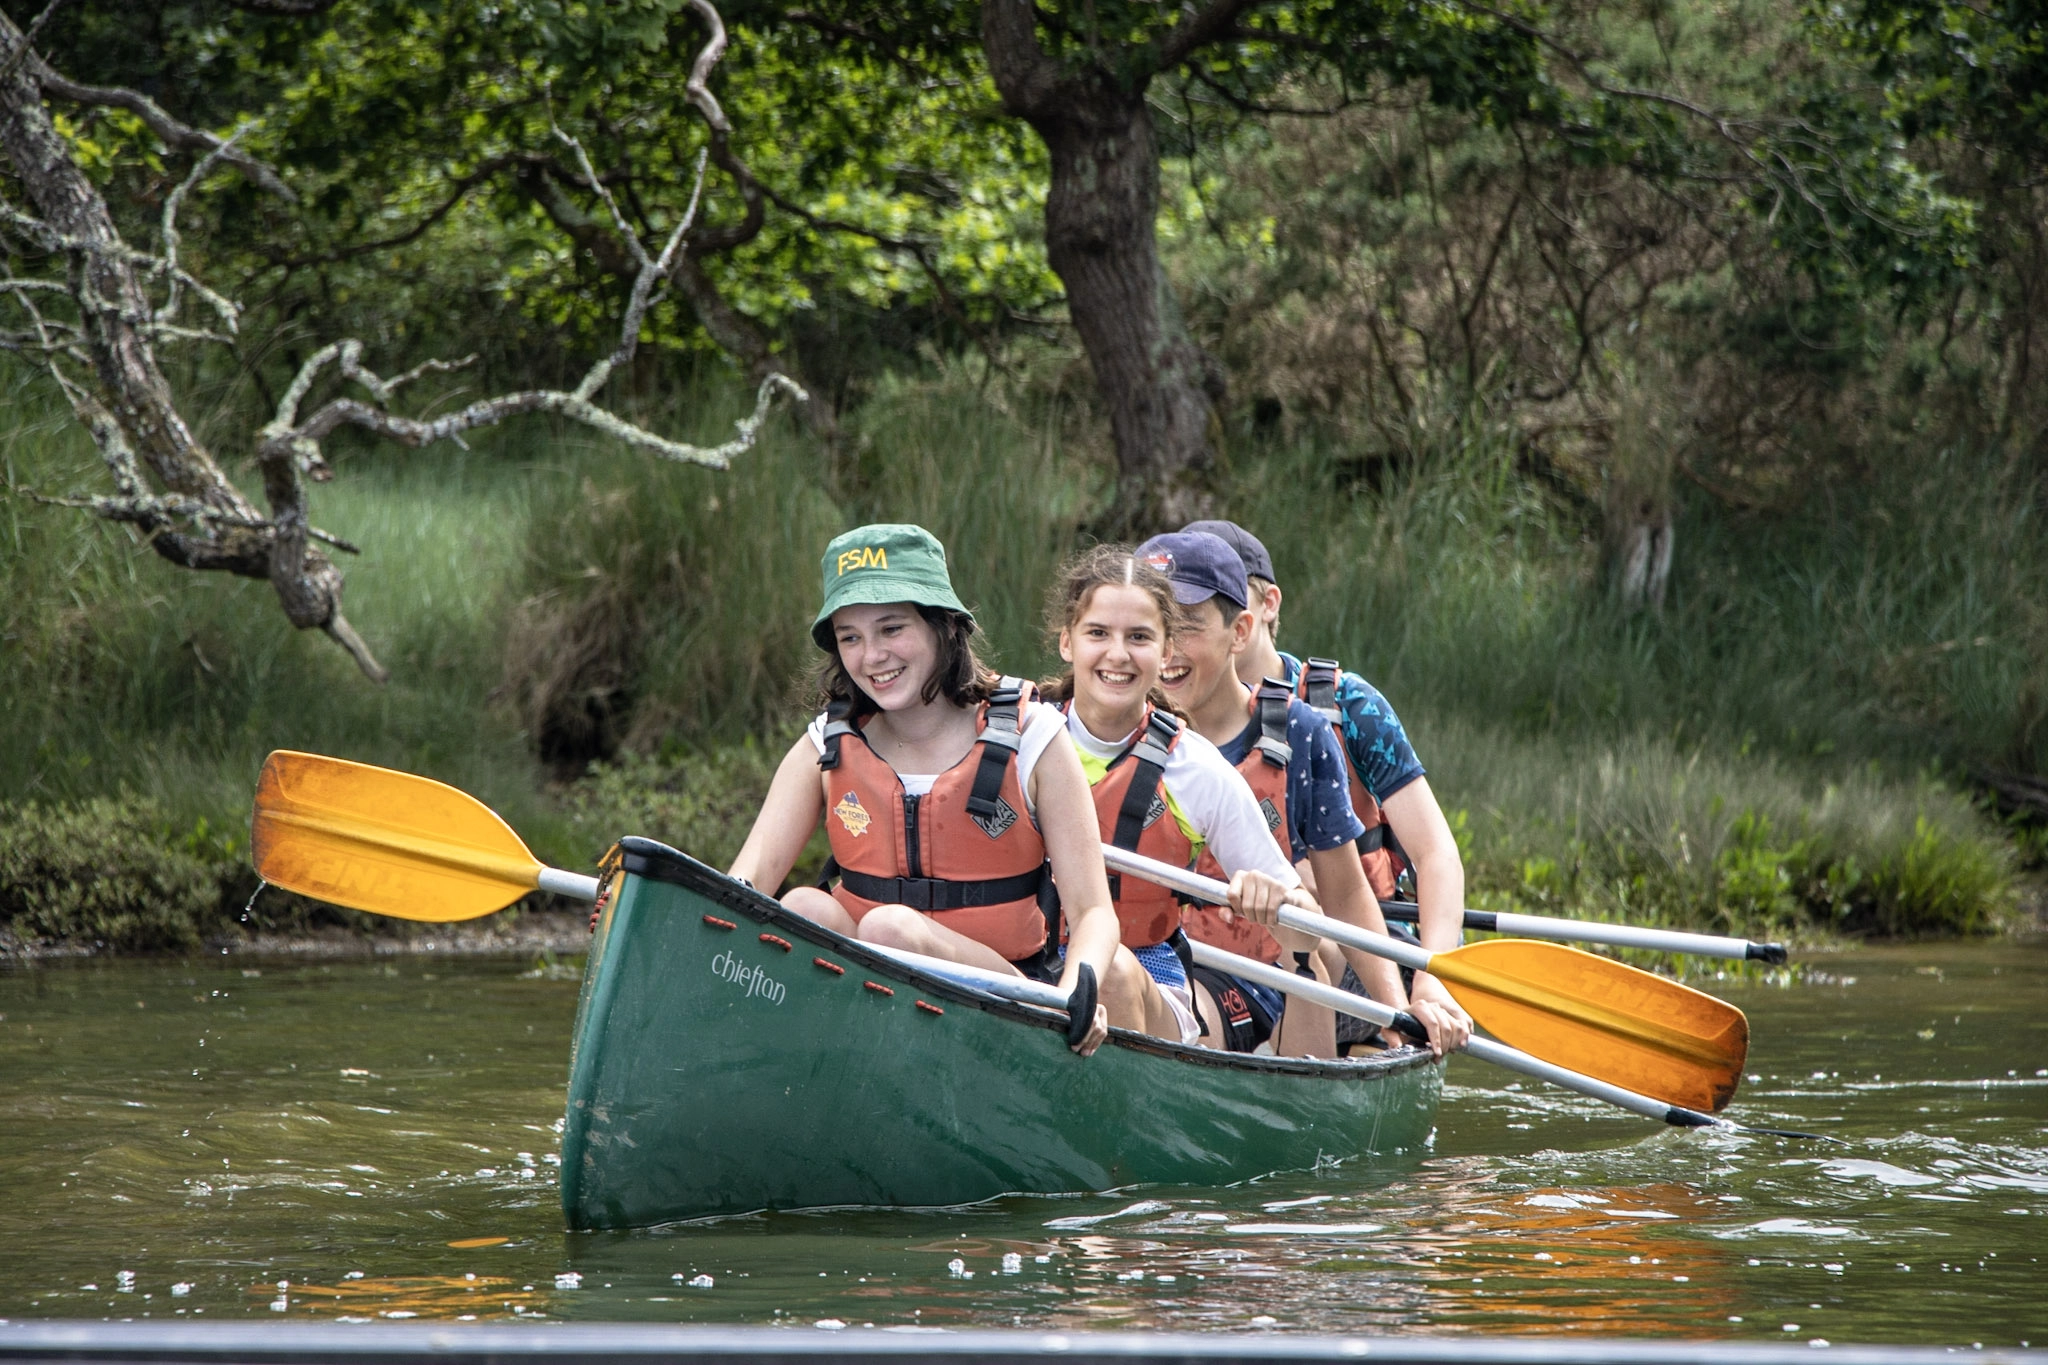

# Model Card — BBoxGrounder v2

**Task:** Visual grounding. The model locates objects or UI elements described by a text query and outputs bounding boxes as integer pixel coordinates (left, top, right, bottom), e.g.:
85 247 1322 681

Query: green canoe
558 837 1444 1230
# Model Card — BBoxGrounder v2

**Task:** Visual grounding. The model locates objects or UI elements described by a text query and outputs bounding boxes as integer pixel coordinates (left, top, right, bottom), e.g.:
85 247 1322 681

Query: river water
1 937 2043 1343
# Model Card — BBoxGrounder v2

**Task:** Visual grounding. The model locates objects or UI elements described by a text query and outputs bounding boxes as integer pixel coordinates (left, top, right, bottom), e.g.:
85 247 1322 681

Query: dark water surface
2 938 2043 1343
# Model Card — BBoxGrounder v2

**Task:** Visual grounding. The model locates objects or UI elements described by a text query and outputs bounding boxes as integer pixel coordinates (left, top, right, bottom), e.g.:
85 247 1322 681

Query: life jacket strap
1301 657 1342 722
1357 820 1413 874
1036 868 1062 955
1109 709 1181 855
965 676 1027 820
817 698 858 771
1167 926 1208 1038
1253 678 1293 769
837 864 1047 912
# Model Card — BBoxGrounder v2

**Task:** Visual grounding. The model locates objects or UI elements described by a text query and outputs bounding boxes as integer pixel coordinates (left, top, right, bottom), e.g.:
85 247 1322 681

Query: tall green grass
1 368 2034 949
507 370 1100 752
1236 417 2048 778
0 392 565 856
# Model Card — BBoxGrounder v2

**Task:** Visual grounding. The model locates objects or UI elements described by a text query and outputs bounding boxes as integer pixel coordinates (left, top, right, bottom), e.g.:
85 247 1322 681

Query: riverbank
0 908 592 964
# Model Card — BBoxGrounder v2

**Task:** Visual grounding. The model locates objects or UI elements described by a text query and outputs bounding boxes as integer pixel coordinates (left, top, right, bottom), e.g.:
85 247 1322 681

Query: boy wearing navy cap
1134 531 1444 1057
1182 519 1473 1056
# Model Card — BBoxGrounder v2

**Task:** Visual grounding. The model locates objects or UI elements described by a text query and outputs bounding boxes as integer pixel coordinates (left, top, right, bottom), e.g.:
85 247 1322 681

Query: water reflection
1 939 2043 1343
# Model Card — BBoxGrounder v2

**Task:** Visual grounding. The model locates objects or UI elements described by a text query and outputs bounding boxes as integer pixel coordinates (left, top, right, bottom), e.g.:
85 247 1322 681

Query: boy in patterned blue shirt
1184 519 1473 1056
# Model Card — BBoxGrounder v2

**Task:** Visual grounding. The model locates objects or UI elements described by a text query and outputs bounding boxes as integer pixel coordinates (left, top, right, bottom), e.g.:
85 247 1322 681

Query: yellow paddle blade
1432 938 1749 1114
251 750 542 922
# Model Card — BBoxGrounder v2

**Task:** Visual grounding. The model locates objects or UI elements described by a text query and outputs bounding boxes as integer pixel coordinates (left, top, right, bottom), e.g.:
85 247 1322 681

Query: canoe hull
560 838 1441 1230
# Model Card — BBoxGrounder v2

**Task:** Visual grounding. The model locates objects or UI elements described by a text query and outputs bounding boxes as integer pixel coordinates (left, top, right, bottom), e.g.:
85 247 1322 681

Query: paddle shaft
1101 844 1441 975
1375 898 1786 964
541 868 601 900
1185 940 1733 1125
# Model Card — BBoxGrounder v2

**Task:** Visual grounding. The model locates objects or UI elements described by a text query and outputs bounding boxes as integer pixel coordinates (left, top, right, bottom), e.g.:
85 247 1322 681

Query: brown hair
1038 544 1184 714
815 604 999 720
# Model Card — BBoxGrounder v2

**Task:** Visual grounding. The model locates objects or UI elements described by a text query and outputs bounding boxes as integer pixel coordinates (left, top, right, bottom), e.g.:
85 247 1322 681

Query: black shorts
1011 950 1063 985
1189 965 1283 1053
1334 921 1424 1051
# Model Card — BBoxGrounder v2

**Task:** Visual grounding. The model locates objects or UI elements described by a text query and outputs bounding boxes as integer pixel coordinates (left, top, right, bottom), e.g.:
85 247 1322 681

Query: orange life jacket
1069 703 1194 949
1180 678 1294 965
1296 656 1411 901
819 677 1054 963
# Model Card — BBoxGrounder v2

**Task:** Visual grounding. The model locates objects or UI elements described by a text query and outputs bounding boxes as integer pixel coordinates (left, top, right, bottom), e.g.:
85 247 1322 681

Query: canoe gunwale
612 835 1438 1083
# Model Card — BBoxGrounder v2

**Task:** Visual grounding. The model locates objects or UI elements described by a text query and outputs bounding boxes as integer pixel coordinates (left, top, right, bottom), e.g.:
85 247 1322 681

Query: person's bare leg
1103 945 1177 1037
852 904 1023 975
1097 949 1163 1035
782 886 857 936
1273 944 1336 1059
1193 979 1228 1049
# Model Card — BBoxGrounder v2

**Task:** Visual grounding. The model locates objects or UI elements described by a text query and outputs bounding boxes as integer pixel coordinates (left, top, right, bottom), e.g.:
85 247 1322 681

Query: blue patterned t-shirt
1215 694 1366 865
1277 650 1427 805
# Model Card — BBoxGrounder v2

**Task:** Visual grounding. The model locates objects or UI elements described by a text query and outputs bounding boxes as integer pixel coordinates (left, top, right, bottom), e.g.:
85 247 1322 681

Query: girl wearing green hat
728 524 1137 1055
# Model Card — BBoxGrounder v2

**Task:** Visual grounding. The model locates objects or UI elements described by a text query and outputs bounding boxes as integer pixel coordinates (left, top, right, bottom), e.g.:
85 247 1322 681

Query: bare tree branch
0 0 803 684
33 65 296 202
0 0 69 85
221 0 340 12
1154 0 1260 74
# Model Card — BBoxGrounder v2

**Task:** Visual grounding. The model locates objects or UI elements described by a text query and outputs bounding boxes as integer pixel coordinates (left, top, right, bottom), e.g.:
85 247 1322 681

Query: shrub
0 796 232 952
564 739 830 888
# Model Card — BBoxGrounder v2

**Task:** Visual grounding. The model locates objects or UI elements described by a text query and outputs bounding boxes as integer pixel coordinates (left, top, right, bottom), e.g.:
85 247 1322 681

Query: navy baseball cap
1181 519 1276 584
1135 531 1249 610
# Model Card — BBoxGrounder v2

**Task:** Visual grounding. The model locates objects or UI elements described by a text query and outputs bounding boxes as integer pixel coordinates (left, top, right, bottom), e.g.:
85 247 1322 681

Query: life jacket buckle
1302 657 1342 722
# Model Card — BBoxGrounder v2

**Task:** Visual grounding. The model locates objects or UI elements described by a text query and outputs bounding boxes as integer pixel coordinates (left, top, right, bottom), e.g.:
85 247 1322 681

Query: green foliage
1827 0 2048 163
565 741 828 886
1867 815 2008 936
503 366 1096 766
0 796 229 952
1431 721 2013 945
0 360 2029 946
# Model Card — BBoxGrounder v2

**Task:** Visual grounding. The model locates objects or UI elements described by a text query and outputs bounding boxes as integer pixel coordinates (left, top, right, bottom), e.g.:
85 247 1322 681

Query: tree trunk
1614 502 1674 612
0 16 259 551
982 0 1220 533
0 12 372 666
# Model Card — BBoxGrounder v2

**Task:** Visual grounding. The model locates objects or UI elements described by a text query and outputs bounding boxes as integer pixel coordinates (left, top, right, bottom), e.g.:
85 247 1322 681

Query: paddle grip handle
1389 1010 1430 1044
1065 962 1098 1049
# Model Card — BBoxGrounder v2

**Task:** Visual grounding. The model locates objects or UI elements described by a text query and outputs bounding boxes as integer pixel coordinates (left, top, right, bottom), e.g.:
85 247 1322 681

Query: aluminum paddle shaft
1180 939 1741 1130
1374 900 1787 964
1102 842 1752 1115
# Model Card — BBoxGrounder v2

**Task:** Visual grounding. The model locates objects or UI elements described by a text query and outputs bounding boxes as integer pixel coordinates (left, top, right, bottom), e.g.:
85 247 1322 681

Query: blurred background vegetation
1 0 2042 954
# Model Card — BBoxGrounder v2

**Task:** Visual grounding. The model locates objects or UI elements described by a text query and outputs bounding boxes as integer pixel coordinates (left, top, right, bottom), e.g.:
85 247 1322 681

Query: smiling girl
727 524 1136 1055
1041 546 1333 1053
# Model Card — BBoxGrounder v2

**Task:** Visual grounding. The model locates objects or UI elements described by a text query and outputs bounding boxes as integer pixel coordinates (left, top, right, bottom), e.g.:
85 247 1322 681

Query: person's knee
1099 948 1152 1029
782 887 854 934
853 903 925 949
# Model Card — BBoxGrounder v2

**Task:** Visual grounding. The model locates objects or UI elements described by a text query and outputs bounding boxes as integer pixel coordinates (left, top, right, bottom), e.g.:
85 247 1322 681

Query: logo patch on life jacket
1259 797 1283 833
1142 793 1167 829
970 796 1019 840
833 791 872 838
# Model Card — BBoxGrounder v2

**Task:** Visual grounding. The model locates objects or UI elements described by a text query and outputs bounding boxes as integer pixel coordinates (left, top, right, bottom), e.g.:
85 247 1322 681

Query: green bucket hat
811 523 973 650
